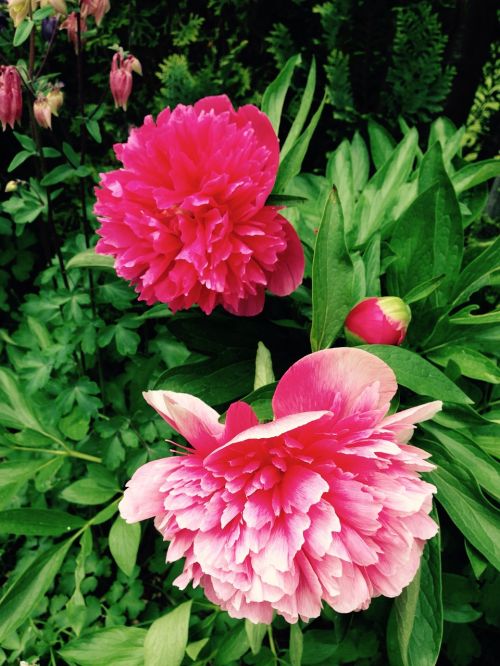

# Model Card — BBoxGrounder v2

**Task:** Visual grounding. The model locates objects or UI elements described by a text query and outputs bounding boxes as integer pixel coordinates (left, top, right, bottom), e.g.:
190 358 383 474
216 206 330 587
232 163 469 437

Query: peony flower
0 65 23 131
120 348 441 623
94 95 304 316
345 296 412 346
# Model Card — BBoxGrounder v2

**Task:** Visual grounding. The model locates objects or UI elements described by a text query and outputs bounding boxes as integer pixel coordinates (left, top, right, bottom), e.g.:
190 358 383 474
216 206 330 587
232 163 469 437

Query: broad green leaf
13 132 36 152
449 236 500 309
0 367 43 431
144 600 192 666
349 129 418 247
8 150 34 173
59 627 147 666
214 624 249 665
108 516 141 577
452 159 500 194
13 18 34 46
0 537 72 642
350 130 370 194
368 119 396 170
281 57 316 160
240 382 276 422
428 117 464 165
363 233 381 296
464 541 488 579
387 527 442 666
67 248 115 271
261 54 301 134
403 275 445 305
154 351 254 406
311 189 355 351
273 96 325 193
0 508 84 536
449 306 500 326
86 118 102 143
266 194 308 207
186 638 209 660
40 164 77 186
388 174 463 307
254 342 275 390
245 620 267 655
326 139 354 227
426 345 500 384
290 623 304 666
60 478 118 505
418 142 447 193
0 460 51 487
360 345 472 405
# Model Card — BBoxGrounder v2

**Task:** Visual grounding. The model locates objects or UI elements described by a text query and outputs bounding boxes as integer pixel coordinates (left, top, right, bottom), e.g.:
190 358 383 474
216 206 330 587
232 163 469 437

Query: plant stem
9 444 102 463
268 625 278 658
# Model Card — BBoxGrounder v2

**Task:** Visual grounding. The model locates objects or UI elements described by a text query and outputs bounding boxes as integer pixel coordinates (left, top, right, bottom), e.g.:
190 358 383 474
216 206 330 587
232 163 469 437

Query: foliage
0 3 499 666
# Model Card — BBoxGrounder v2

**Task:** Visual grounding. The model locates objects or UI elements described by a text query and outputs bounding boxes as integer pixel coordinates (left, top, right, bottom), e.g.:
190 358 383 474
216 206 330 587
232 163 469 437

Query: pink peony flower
94 95 304 316
120 348 441 623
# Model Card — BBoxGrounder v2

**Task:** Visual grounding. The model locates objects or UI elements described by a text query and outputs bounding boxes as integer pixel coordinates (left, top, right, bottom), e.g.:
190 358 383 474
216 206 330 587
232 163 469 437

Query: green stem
268 625 278 658
9 444 102 463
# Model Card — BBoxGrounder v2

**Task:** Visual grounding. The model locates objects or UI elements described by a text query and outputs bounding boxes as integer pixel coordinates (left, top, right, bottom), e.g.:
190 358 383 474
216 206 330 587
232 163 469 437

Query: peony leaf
108 516 141 577
280 57 317 161
254 342 275 390
311 189 355 351
0 508 84 536
214 624 249 665
60 478 118 505
245 620 267 655
67 247 115 271
261 54 301 134
367 119 396 170
387 523 442 666
59 627 147 666
289 623 304 666
452 159 500 194
144 600 192 666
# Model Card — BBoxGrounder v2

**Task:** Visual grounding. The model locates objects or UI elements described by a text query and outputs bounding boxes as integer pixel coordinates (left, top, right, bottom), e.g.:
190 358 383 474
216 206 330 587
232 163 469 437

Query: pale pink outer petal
272 348 397 418
143 390 224 453
267 219 305 296
119 457 177 523
380 400 443 442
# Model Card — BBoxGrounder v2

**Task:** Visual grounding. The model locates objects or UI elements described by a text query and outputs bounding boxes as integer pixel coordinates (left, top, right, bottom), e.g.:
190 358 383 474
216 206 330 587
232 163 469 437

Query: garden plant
0 2 499 666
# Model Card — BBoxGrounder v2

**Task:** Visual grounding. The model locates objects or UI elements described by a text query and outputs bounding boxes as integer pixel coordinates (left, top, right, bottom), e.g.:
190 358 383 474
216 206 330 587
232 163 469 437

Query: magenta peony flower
94 95 304 316
120 348 441 624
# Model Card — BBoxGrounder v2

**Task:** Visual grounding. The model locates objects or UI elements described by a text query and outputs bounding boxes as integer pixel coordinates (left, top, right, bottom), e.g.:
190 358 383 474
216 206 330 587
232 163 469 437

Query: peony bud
34 95 52 129
7 0 38 27
0 65 23 131
47 85 63 115
41 15 58 40
344 296 412 346
109 52 133 110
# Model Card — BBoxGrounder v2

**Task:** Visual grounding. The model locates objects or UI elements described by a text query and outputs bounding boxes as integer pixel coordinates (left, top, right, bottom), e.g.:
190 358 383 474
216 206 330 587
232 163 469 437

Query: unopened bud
47 86 63 115
41 15 58 41
5 179 18 192
127 55 142 76
344 296 412 346
34 95 52 129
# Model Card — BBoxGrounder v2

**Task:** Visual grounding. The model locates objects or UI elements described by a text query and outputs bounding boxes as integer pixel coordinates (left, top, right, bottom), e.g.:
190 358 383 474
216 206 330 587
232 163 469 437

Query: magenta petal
273 348 397 418
267 219 305 296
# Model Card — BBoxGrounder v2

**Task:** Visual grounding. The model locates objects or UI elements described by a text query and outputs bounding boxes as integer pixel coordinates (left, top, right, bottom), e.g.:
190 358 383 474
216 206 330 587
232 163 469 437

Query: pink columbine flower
59 11 86 52
120 348 441 624
345 296 412 346
33 95 52 129
0 65 23 131
109 52 133 110
80 0 110 26
94 95 304 316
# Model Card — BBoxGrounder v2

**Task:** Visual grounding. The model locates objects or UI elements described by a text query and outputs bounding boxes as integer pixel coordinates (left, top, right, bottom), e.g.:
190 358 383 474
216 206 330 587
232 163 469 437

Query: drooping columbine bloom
120 348 441 624
34 95 52 129
7 0 37 27
0 65 22 131
345 296 412 346
59 11 86 52
109 52 133 110
94 95 304 315
47 84 64 116
80 0 109 26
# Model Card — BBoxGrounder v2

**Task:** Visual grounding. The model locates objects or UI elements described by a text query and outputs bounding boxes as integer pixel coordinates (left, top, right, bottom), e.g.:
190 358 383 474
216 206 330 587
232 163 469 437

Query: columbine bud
344 296 412 346
34 95 52 129
5 179 18 192
81 0 109 26
40 0 66 13
127 55 142 75
47 84 63 115
7 0 38 27
0 65 23 131
41 15 58 40
109 52 133 111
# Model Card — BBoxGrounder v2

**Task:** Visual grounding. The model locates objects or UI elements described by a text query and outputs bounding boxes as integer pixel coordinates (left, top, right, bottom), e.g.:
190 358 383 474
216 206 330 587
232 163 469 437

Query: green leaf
0 508 84 536
59 627 147 666
326 139 354 229
214 624 249 665
240 382 276 422
108 516 141 577
0 460 50 488
40 164 78 186
266 194 308 206
0 538 72 642
13 132 36 152
403 275 445 305
311 189 355 351
245 621 267 656
280 57 316 160
186 638 209 660
449 306 500 326
8 150 35 173
60 478 117 505
452 159 500 194
13 18 34 46
62 142 81 168
360 345 472 405
368 119 396 170
426 345 500 384
290 623 304 666
144 600 192 666
261 54 301 134
387 527 442 666
67 248 115 271
449 236 500 309
154 352 254 406
0 366 43 431
273 96 325 193
86 118 102 143
350 130 370 194
254 342 275 390
388 175 463 307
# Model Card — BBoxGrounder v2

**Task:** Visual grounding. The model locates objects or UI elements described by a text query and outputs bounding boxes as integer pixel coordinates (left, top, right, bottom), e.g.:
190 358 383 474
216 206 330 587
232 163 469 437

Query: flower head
59 11 86 52
0 65 22 131
47 84 64 116
345 296 412 346
109 51 133 110
80 0 109 26
34 94 51 129
94 95 304 316
7 0 37 27
120 348 441 623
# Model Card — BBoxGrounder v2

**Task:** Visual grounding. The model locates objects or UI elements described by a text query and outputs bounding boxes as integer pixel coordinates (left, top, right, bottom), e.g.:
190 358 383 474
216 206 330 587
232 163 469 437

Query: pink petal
381 401 442 442
119 457 177 522
267 219 305 296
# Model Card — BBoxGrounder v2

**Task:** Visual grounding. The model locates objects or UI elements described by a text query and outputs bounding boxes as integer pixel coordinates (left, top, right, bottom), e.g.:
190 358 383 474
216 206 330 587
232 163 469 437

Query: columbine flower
80 0 109 26
33 94 51 129
109 51 133 110
94 95 304 315
47 84 64 116
59 11 86 52
7 0 37 27
120 348 441 624
40 0 66 14
41 15 58 41
0 65 22 131
345 296 412 346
